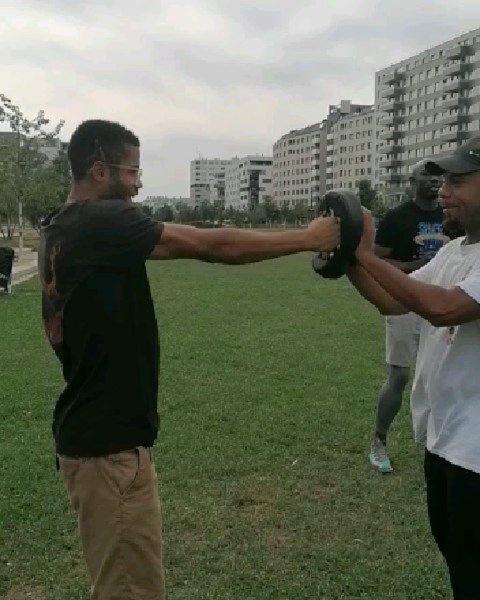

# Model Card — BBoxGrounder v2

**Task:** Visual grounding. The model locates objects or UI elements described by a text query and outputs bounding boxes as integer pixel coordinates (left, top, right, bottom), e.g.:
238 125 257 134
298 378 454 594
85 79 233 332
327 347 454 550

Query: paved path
11 249 38 286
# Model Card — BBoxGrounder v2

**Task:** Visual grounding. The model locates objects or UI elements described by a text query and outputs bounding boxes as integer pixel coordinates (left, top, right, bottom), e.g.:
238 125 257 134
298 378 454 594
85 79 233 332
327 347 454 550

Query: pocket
100 449 141 497
58 455 89 480
58 456 90 511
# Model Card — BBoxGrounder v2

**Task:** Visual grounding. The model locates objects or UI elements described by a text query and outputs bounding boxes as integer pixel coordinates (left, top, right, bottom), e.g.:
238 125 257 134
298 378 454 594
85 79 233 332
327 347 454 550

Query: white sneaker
369 436 393 474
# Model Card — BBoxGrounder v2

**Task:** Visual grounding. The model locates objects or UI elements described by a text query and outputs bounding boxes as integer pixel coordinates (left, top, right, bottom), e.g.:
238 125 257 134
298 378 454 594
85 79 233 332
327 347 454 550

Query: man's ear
90 160 107 183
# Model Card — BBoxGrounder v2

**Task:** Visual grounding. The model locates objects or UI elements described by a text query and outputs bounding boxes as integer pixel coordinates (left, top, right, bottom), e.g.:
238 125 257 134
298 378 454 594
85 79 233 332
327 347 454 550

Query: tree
373 191 394 221
22 150 71 230
140 204 153 218
0 93 65 249
154 204 174 222
0 146 18 239
356 179 378 211
263 195 279 226
293 200 309 225
198 201 216 223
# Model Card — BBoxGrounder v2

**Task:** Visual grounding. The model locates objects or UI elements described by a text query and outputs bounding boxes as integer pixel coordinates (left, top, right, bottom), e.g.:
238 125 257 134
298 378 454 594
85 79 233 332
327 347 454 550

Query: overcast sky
1 0 479 199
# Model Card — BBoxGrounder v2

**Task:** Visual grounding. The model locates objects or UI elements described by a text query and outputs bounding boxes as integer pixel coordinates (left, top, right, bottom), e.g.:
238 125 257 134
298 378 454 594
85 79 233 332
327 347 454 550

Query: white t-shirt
410 237 480 474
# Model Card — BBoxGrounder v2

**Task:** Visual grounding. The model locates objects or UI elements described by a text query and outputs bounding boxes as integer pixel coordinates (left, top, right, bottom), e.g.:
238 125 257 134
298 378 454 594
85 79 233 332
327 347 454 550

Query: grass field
0 255 450 599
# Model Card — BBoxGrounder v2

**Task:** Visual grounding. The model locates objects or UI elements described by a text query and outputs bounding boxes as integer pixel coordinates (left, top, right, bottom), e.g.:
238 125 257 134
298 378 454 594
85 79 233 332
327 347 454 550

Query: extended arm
149 218 339 264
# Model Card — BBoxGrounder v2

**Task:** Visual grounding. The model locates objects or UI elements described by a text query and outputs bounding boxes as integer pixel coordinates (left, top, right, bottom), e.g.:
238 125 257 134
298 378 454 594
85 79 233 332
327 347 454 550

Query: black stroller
0 247 14 295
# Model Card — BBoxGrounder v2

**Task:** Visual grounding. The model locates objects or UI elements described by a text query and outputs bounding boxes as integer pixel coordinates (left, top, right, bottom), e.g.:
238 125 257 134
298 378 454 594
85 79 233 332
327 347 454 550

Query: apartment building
224 155 273 211
208 171 226 209
327 107 374 191
0 131 67 161
190 158 230 206
272 123 322 209
375 27 480 201
272 100 372 208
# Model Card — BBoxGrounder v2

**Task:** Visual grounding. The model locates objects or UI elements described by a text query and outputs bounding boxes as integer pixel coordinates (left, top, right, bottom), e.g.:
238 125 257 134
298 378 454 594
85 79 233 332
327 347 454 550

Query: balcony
443 78 472 94
380 173 406 183
380 85 403 99
445 44 474 61
382 100 405 113
379 115 405 127
443 61 473 78
380 158 403 169
440 129 460 142
441 112 470 126
379 142 404 154
442 94 471 110
384 71 405 86
379 128 403 141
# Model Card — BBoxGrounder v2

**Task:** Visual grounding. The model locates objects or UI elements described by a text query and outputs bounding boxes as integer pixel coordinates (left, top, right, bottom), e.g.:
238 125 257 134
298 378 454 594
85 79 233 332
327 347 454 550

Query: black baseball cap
425 135 480 175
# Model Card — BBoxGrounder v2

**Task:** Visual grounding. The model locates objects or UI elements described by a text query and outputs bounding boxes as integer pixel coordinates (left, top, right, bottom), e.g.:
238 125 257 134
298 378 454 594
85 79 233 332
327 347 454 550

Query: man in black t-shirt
39 119 339 599
369 161 447 474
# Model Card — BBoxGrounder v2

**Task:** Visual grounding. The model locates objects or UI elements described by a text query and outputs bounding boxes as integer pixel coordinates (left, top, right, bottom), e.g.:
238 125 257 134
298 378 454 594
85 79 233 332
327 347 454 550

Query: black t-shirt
375 201 446 262
38 199 162 456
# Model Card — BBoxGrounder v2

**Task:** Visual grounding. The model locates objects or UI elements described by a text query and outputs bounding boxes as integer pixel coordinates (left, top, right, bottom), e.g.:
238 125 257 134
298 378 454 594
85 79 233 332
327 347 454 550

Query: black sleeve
375 211 398 249
84 200 162 269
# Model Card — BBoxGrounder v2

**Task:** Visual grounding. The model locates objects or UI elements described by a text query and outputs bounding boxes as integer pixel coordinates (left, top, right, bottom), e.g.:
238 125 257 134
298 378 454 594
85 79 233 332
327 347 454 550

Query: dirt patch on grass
6 586 44 600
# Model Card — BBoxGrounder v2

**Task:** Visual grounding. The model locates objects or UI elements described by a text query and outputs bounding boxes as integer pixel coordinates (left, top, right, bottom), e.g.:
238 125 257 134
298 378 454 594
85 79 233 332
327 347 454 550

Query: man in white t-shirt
348 135 480 600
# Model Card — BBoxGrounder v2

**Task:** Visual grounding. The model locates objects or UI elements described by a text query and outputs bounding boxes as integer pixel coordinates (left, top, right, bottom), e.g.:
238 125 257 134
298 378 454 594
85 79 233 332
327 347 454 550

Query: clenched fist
304 215 341 253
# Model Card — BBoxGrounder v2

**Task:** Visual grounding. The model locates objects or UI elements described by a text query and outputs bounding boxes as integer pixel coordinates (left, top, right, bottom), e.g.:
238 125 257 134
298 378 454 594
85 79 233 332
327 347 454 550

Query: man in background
369 161 446 473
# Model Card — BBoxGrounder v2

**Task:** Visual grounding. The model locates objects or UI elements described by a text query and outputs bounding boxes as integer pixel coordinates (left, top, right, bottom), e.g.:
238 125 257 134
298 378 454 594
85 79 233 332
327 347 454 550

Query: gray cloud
1 0 479 197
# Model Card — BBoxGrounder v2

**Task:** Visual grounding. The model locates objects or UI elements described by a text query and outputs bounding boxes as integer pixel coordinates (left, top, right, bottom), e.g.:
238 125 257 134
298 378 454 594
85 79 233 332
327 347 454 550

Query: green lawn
0 255 449 599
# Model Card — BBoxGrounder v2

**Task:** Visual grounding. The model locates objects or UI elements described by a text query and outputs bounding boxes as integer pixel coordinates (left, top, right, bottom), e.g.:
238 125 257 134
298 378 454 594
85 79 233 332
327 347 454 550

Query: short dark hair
68 119 139 180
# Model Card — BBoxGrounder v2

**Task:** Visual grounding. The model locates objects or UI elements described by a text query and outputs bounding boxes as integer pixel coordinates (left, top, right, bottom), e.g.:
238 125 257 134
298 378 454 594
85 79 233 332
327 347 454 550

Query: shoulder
80 200 151 229
431 237 464 263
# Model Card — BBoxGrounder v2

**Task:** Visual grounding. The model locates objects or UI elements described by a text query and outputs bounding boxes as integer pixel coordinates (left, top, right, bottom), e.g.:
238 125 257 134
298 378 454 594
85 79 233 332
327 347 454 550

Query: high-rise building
272 123 323 209
375 27 480 201
224 155 273 211
190 158 230 206
208 171 226 209
327 107 375 191
272 100 372 208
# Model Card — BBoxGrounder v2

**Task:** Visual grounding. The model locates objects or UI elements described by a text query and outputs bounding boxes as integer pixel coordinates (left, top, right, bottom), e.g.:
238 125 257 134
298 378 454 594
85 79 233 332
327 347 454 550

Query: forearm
152 224 311 264
383 258 416 273
347 264 407 316
357 251 451 323
197 227 310 264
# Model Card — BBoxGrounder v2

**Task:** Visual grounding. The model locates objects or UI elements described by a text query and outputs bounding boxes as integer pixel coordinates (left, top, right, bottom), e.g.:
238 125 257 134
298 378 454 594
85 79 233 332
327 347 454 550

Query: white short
385 313 421 368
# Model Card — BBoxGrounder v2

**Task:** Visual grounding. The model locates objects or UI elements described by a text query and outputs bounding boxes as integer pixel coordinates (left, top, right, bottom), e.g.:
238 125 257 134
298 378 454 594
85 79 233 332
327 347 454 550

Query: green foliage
355 179 377 211
154 204 174 222
0 146 18 238
0 93 66 238
22 151 70 230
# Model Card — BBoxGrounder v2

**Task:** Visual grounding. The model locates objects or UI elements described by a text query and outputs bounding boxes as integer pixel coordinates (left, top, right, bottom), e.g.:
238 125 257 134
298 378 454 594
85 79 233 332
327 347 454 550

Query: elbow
428 311 455 327
378 304 407 317
423 303 453 327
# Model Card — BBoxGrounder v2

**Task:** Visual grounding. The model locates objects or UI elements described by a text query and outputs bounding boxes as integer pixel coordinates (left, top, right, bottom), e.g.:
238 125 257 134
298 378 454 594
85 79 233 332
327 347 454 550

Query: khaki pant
59 447 165 600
